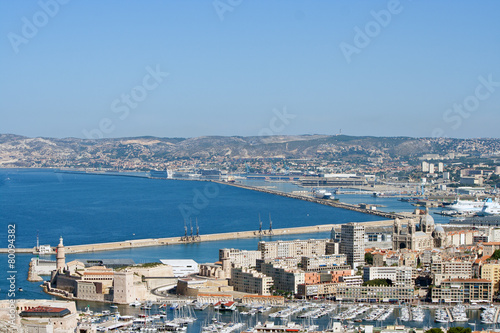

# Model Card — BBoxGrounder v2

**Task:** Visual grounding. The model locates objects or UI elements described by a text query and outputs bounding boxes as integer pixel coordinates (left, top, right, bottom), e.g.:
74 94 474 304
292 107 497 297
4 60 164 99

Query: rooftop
20 306 71 318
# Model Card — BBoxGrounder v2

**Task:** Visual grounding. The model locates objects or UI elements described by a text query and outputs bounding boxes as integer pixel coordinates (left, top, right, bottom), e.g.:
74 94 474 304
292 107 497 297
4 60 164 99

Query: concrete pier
0 220 393 254
214 180 404 220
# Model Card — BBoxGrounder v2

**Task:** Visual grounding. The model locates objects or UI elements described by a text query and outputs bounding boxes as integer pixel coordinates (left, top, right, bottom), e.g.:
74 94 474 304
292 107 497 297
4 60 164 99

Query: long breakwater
213 180 403 220
0 220 393 254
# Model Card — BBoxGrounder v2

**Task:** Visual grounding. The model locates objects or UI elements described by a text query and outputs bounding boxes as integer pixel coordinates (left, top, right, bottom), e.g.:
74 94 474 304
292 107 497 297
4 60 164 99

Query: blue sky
1 0 499 139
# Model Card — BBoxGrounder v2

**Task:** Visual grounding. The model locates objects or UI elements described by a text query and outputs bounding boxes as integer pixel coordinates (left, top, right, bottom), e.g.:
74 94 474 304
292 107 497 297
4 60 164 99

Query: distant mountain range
0 134 499 168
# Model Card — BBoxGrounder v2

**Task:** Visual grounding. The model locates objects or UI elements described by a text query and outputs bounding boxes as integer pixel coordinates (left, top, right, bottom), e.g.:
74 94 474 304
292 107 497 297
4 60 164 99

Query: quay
212 180 403 220
0 220 393 254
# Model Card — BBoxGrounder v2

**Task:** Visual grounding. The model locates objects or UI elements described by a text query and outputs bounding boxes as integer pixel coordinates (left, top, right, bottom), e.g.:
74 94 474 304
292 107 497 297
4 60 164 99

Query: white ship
478 198 500 216
448 198 485 213
312 189 333 199
448 197 500 215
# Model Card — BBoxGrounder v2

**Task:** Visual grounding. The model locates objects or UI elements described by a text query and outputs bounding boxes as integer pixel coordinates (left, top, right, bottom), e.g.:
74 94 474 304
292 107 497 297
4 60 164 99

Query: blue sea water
0 169 382 300
0 169 382 248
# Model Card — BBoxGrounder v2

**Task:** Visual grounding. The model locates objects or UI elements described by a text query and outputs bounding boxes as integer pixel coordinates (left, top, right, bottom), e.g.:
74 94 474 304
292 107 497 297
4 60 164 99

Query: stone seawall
1 220 393 254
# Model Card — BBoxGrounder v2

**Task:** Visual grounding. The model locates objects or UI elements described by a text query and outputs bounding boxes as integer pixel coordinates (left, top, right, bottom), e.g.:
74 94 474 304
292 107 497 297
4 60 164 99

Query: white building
363 266 413 287
340 223 365 270
159 259 198 277
422 161 429 172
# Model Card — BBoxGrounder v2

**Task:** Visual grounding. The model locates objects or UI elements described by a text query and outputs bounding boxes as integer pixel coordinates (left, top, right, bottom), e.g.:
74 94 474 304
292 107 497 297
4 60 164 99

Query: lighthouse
56 236 65 272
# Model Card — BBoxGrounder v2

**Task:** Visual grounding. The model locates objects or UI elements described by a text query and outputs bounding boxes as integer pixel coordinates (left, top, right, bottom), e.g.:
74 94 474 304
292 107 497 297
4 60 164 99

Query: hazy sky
1 1 499 139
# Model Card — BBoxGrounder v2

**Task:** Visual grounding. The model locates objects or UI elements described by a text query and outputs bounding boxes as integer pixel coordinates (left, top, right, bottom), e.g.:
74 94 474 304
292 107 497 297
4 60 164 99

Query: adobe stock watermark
7 224 17 327
82 65 168 139
339 0 403 64
213 0 242 21
432 74 499 138
258 107 296 136
7 0 70 54
178 182 220 222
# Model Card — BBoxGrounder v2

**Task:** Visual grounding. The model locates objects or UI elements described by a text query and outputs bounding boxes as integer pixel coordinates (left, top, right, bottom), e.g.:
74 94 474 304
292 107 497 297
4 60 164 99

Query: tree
489 249 500 261
447 327 471 333
365 253 373 265
363 279 392 287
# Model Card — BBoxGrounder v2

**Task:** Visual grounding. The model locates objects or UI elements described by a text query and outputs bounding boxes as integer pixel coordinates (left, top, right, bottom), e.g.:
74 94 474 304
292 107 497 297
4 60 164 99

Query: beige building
77 266 114 291
297 281 340 299
258 239 327 260
199 262 226 279
431 279 492 303
177 278 233 297
259 263 305 294
219 248 262 268
336 285 415 303
113 270 135 304
301 254 347 271
481 263 500 293
230 267 273 295
482 242 500 256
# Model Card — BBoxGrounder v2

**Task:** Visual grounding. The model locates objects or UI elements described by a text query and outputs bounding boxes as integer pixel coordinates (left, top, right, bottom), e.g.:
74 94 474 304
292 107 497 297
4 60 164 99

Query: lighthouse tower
56 236 65 272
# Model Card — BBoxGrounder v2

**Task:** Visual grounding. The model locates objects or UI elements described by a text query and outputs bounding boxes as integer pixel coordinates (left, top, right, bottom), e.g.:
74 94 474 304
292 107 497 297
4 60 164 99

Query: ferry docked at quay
445 197 500 216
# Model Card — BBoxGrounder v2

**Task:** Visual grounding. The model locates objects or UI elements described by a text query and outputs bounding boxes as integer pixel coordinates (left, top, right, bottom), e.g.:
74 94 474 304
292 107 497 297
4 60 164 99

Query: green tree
363 279 392 287
365 253 373 265
447 327 471 333
489 249 500 261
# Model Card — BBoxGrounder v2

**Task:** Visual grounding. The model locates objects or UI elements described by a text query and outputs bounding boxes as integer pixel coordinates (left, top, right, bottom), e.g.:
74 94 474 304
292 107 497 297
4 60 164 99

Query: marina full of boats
75 301 500 332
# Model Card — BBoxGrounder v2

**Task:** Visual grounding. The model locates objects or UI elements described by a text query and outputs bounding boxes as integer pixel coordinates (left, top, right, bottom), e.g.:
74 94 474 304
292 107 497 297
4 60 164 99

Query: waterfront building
241 295 285 305
230 267 273 295
431 278 493 303
77 266 114 291
197 293 233 304
340 222 365 270
336 285 415 303
297 281 339 299
300 254 347 271
363 266 413 287
113 270 135 304
177 277 233 296
259 262 305 294
159 259 198 277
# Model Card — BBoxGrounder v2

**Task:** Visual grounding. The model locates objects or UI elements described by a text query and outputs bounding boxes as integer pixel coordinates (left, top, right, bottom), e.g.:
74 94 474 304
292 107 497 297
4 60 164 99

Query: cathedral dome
421 212 435 226
434 225 444 233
